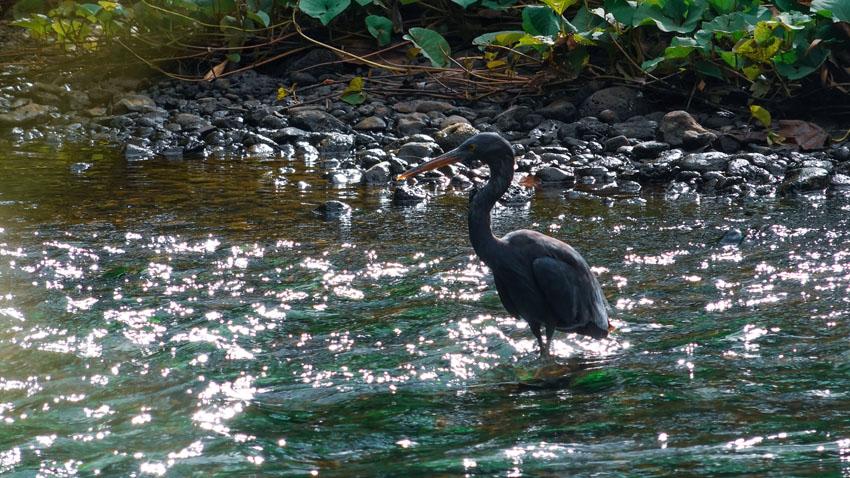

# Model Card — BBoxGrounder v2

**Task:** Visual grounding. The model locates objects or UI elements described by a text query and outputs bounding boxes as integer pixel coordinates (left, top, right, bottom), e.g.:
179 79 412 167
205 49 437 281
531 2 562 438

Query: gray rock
289 108 347 132
719 229 744 246
659 110 716 148
575 116 610 138
604 135 630 152
529 119 563 145
259 115 287 129
778 167 830 196
316 132 355 158
356 148 389 168
361 161 392 184
612 119 658 140
113 94 156 114
397 141 441 161
0 103 52 126
393 185 429 204
639 149 684 182
434 123 478 151
435 115 471 129
70 162 93 174
535 166 576 185
493 105 532 131
415 101 454 113
353 116 387 131
830 173 850 188
540 98 576 122
396 113 430 136
173 113 206 131
124 142 153 160
272 127 312 144
680 152 731 173
314 200 351 220
246 143 276 156
330 169 362 185
579 86 650 119
633 141 669 159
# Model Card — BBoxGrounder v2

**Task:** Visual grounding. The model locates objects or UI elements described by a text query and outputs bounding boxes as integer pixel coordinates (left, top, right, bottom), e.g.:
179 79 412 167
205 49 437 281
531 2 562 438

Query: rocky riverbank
2 49 849 206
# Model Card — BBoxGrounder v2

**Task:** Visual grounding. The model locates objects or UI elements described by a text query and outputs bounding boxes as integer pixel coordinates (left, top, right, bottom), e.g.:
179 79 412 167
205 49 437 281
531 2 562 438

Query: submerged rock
314 200 351 220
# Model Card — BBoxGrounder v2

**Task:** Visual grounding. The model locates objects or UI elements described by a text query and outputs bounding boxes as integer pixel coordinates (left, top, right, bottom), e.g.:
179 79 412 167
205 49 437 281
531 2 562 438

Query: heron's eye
469 144 476 151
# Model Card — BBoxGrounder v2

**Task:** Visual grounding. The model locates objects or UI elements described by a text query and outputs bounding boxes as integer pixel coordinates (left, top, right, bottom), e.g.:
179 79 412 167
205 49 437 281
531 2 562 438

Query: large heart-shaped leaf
403 27 451 67
365 15 393 45
522 5 560 37
299 0 350 25
811 0 850 22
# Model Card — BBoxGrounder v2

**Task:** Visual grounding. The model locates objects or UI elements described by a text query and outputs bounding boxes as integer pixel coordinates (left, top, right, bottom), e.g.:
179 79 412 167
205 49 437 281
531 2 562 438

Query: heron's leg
530 322 547 357
543 326 555 358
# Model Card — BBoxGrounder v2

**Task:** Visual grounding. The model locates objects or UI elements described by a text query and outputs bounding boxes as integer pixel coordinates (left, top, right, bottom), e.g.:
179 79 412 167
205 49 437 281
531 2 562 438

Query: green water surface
1 142 849 477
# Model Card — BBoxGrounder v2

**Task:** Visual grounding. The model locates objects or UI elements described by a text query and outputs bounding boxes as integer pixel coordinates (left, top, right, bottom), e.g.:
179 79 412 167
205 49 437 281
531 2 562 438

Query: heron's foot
606 324 616 334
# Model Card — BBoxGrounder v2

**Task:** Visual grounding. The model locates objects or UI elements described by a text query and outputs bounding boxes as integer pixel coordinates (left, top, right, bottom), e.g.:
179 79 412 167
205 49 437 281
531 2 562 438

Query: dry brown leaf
204 59 228 81
776 120 829 150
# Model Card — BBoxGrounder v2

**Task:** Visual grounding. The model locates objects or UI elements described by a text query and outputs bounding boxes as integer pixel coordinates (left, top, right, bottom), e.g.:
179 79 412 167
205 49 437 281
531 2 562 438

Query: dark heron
397 132 613 357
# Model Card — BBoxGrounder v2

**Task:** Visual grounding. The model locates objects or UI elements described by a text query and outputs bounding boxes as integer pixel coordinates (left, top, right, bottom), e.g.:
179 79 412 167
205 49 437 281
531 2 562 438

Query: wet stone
316 133 355 158
289 108 347 132
0 103 53 126
579 86 649 119
498 184 533 206
113 94 156 114
493 105 532 131
396 113 430 136
393 184 429 204
434 123 479 151
124 142 153 160
719 228 745 246
659 110 716 149
612 119 658 140
540 98 576 122
314 200 351 220
354 116 387 131
778 167 830 196
535 166 576 185
356 148 388 169
605 135 630 152
416 101 454 113
680 152 730 173
361 162 392 185
830 173 850 188
632 141 669 160
397 141 441 162
529 119 563 145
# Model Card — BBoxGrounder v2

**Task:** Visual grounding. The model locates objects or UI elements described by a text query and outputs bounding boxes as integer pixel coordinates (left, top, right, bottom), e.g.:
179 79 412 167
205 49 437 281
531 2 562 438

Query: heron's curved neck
468 164 512 262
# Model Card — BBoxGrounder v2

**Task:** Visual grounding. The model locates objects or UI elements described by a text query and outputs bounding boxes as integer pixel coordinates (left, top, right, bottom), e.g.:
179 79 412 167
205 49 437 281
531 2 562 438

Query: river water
1 142 849 477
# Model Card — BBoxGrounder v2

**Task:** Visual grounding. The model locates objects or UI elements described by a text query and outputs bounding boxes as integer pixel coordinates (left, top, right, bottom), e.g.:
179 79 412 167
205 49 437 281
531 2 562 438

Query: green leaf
750 105 771 128
246 10 270 26
753 21 773 46
695 60 723 79
641 56 665 72
707 0 736 14
227 52 241 62
472 30 525 49
451 0 478 8
80 3 102 15
403 27 451 68
665 36 698 59
299 0 350 25
522 5 560 37
603 0 635 26
540 0 576 16
340 76 366 105
480 0 517 9
365 15 393 46
811 0 850 22
774 42 830 80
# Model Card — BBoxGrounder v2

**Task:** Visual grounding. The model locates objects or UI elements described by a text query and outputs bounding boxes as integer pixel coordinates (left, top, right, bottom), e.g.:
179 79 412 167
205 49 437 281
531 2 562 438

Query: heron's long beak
395 150 464 181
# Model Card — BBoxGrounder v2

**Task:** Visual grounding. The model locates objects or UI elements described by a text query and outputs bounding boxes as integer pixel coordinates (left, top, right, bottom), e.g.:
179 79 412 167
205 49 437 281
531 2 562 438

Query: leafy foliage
9 0 850 97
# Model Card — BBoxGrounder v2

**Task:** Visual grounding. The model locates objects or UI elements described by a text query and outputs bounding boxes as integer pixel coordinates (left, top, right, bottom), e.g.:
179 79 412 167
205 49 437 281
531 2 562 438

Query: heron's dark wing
531 255 610 338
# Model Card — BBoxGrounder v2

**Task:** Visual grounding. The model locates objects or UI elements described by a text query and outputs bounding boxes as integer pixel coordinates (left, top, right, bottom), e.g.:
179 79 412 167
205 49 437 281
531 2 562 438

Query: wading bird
397 132 613 357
